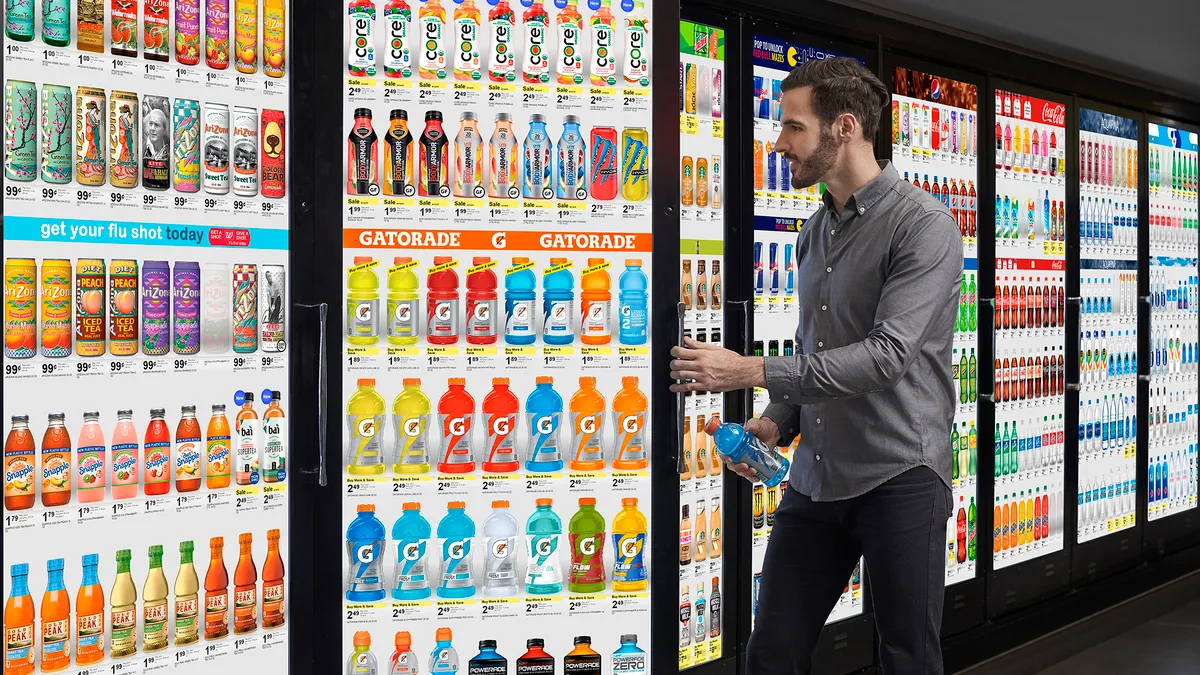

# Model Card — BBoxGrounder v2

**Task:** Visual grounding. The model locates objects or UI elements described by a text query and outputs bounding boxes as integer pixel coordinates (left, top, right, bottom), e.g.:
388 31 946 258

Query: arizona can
4 258 37 359
232 264 258 353
141 94 171 190
232 106 259 196
75 259 106 357
109 90 139 188
259 265 285 352
4 80 37 182
108 260 139 356
172 98 201 192
620 126 649 202
39 83 73 184
260 109 286 198
202 102 231 194
74 85 107 186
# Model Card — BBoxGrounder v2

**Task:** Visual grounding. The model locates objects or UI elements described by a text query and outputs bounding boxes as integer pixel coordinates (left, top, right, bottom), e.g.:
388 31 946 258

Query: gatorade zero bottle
420 110 449 197
346 108 379 196
427 256 460 344
438 379 476 473
482 378 520 472
465 257 498 344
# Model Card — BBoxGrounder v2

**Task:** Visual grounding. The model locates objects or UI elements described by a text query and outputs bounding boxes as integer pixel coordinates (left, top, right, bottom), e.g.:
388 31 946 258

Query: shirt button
783 395 790 400
816 418 821 424
830 229 835 235
815 454 822 461
821 305 827 311
826 267 832 273
818 341 823 348
858 207 865 215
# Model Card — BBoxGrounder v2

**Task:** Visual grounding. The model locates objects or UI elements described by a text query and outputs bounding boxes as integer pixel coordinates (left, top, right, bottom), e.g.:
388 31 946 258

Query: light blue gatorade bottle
392 502 432 600
525 376 564 472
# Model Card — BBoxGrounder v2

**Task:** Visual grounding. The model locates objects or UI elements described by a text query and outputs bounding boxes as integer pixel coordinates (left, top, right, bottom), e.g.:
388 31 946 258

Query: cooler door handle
296 302 329 486
733 300 752 421
676 301 687 475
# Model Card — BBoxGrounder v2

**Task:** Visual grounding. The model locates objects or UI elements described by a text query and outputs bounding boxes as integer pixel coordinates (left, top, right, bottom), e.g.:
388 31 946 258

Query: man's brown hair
780 57 890 143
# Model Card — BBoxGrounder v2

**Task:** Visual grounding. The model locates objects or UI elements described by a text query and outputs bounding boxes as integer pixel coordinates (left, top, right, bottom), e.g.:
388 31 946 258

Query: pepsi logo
930 79 941 100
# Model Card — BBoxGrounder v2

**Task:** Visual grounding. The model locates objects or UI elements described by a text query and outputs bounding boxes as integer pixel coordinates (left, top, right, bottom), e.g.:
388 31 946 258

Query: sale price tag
391 475 432 497
609 592 649 615
205 490 233 511
77 503 108 524
479 598 519 620
435 474 476 496
205 70 232 89
109 656 140 674
522 595 564 618
567 594 606 617
143 652 171 672
567 472 601 492
3 361 34 379
345 602 385 624
3 511 35 532
262 630 286 650
202 641 230 663
434 598 476 620
609 471 647 492
262 483 287 511
234 486 260 512
391 600 434 622
523 473 561 493
233 636 257 655
174 645 202 666
174 66 202 86
41 507 72 528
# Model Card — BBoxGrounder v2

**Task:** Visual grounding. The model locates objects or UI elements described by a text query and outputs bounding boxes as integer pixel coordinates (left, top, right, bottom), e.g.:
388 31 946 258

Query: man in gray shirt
671 58 963 674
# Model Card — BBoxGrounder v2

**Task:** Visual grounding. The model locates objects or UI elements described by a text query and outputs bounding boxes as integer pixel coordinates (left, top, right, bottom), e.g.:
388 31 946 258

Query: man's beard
790 128 838 190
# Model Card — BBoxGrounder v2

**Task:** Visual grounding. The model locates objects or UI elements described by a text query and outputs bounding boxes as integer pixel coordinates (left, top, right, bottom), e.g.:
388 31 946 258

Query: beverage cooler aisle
747 34 862 629
338 0 655 671
678 20 726 670
991 89 1067 567
1076 109 1140 544
3 1 293 674
1147 123 1198 521
889 66 981 584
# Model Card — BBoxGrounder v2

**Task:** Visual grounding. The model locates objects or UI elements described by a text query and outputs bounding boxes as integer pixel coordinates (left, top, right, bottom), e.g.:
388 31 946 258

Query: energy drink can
141 94 171 190
75 259 106 357
172 98 201 192
39 83 73 184
203 102 231 194
589 125 618 201
766 485 779 527
172 261 201 355
383 109 414 197
260 265 285 353
4 80 37 182
753 75 767 119
108 260 139 356
232 106 259 196
141 261 171 357
620 127 649 202
347 107 379 195
418 110 449 197
752 484 765 529
108 90 139 188
232 263 258 353
522 113 552 199
771 80 782 121
684 63 697 115
487 113 518 198
556 114 585 200
74 85 107 186
696 65 711 117
260 109 286 198
711 68 723 119
766 144 777 192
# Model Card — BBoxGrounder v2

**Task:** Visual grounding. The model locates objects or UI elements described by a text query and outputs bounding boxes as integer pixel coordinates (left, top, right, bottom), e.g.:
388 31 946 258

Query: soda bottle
384 111 415 197
347 0 378 76
568 497 606 593
235 393 260 485
523 114 553 199
110 549 138 656
488 113 519 198
555 0 583 84
428 628 459 673
469 639 507 674
233 533 258 634
580 258 611 345
437 502 476 598
481 499 520 596
77 554 106 662
426 255 460 344
391 631 420 674
4 563 34 675
543 257 575 344
613 377 648 469
203 538 229 640
346 504 387 601
704 417 790 487
515 639 555 674
418 0 448 79
466 257 498 344
526 376 564 472
141 409 171 496
622 0 649 86
611 635 646 674
204 405 231 489
525 498 563 594
173 542 200 646
452 0 482 80
455 112 484 198
392 379 432 473
39 412 72 506
486 0 516 83
347 257 381 345
37 558 70 671
520 0 549 83
174 405 202 492
263 392 286 482
569 376 607 470
391 503 432 600
618 259 648 345
482 378 519 472
588 0 616 86
503 256 537 344
347 378 387 474
557 115 587 200
348 631 378 675
437 378 476 472
611 497 647 591
143 545 169 652
3 415 36 511
386 257 420 345
419 110 450 197
347 108 380 196
564 636 601 674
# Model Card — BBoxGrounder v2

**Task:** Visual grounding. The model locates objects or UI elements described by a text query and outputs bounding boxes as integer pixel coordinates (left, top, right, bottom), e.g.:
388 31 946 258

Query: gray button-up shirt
761 161 963 501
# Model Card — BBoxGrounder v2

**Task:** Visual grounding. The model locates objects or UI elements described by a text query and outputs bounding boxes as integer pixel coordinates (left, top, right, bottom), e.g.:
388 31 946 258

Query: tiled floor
1033 599 1200 674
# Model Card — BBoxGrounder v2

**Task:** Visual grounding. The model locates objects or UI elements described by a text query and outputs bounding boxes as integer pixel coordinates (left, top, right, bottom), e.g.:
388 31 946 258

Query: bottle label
590 21 615 84
348 413 385 468
571 412 604 463
580 298 610 338
395 537 429 589
440 537 474 588
517 656 555 674
174 597 198 643
439 413 474 465
427 298 460 338
557 21 582 82
110 606 137 652
527 412 561 463
544 299 574 336
40 617 68 660
393 412 429 466
611 532 646 583
236 418 259 483
234 587 257 629
347 298 379 338
469 657 506 675
387 297 419 339
525 533 562 585
76 444 105 491
489 18 515 80
263 417 286 480
619 302 647 340
204 592 228 635
262 581 285 623
522 19 549 81
143 440 171 485
454 17 480 78
624 24 648 84
347 538 385 591
485 412 517 466
347 5 377 75
175 436 202 483
3 622 33 668
384 6 413 77
205 435 231 479
4 450 35 499
569 532 605 585
466 298 497 337
614 411 646 463
563 654 602 674
504 298 534 336
419 15 446 77
483 534 517 585
611 653 647 674
144 599 168 647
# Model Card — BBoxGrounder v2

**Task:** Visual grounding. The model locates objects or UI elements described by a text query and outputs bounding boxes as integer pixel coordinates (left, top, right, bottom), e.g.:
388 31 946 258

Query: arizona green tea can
4 79 37 182
172 98 201 192
39 84 73 184
108 90 139 188
74 85 107 186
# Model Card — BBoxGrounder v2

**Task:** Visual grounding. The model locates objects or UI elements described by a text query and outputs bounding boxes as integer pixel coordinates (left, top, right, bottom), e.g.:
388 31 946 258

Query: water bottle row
1148 205 1199 250
1078 395 1136 458
1081 275 1138 321
1149 449 1199 509
1080 329 1137 386
1148 387 1198 447
994 415 1066 480
1149 269 1198 313
1079 467 1136 535
1079 197 1138 251
1150 325 1198 377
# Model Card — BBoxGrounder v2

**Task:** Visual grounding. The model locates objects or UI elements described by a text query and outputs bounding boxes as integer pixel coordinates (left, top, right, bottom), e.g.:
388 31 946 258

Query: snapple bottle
41 413 72 507
143 408 172 496
175 405 202 492
4 415 36 511
76 412 106 503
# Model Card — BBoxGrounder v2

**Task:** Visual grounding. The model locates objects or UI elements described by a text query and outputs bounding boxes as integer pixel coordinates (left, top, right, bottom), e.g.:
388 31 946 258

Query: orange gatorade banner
344 228 653 252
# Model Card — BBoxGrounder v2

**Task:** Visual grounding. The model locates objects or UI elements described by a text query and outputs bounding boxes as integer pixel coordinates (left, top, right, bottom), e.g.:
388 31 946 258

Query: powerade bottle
618 259 648 345
391 502 432 600
703 417 790 487
516 639 554 674
610 634 647 674
468 639 507 675
525 376 564 471
481 499 520 597
563 636 602 675
437 502 476 598
542 258 575 345
429 627 460 673
525 498 563 594
504 256 537 345
346 504 387 602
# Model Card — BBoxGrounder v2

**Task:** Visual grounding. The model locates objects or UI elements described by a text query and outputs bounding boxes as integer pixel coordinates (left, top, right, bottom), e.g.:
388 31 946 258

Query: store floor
1030 598 1200 674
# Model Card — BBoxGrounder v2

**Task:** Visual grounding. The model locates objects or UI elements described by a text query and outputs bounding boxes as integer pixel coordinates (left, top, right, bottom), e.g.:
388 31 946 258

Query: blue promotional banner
1080 108 1138 141
750 36 861 72
753 214 801 232
3 216 290 250
1148 122 1199 151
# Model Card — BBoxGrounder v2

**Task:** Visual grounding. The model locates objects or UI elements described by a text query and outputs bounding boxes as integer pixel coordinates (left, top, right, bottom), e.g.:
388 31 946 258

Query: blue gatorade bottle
524 497 563 594
542 258 575 345
392 502 432 600
504 256 537 345
704 417 790 487
437 501 477 598
525 376 564 472
611 634 647 674
346 503 387 602
618 259 648 345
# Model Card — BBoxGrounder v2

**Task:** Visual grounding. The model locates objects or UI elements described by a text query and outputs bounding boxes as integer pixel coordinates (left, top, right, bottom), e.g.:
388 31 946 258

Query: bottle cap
536 497 552 506
358 378 376 387
353 631 371 646
151 408 167 417
10 563 28 576
472 256 491 266
620 634 637 643
536 376 553 385
579 497 595 506
574 636 591 645
394 256 412 265
210 537 224 548
181 405 196 414
395 631 412 648
448 377 466 386
354 108 372 119
425 110 443 121
586 257 604 266
512 256 529 264
212 404 226 412
271 391 281 401
10 414 28 423
82 553 99 566
390 109 408 120
563 114 580 125
622 376 639 387
526 638 544 648
179 542 194 555
704 417 720 434
357 503 376 512
244 392 254 402
621 497 638 506
83 410 100 417
353 256 373 264
625 258 641 266
579 376 596 386
682 504 689 517
433 255 452 265
436 627 453 642
491 499 509 508
448 501 466 509
398 502 420 513
402 378 422 388
549 257 567 265
116 549 132 563
493 377 509 386
530 113 546 123
47 558 64 572
461 111 477 121
495 112 512 122
479 639 497 649
238 533 252 545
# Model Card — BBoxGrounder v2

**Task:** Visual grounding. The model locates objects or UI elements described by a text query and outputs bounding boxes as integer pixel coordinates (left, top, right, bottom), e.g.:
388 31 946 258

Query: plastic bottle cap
579 376 596 386
390 109 408 121
10 563 28 576
433 255 452 265
527 638 544 648
116 549 132 562
358 378 376 387
472 256 490 265
448 377 466 386
238 533 252 545
586 257 604 266
403 378 421 386
620 634 637 643
549 257 567 265
536 376 553 385
704 417 720 434
493 377 509 386
47 558 64 572
579 497 596 506
357 503 376 512
394 256 412 265
574 636 591 645
536 497 552 506
353 256 373 264
448 501 466 509
621 497 638 507
395 631 412 648
243 393 254 402
209 538 223 548
267 529 280 541
492 500 509 508
479 639 497 649
436 627 453 641
621 376 639 387
512 256 529 264
353 631 371 646
83 553 100 566
402 502 421 511
354 108 373 119
626 258 641 266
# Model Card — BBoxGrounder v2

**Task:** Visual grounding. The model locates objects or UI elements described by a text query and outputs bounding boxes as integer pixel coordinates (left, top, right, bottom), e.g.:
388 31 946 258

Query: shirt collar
822 160 900 216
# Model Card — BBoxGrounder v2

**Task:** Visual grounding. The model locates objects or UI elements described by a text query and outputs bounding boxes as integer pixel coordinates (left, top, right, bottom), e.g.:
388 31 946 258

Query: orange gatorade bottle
579 258 611 345
568 377 606 471
612 377 648 470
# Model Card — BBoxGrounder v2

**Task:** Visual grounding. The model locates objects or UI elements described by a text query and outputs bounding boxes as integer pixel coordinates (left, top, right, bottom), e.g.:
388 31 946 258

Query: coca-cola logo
1040 104 1065 127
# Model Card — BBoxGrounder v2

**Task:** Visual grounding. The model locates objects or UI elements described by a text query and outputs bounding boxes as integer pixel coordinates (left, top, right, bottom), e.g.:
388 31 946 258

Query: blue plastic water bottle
391 502 432 600
611 634 647 674
618 259 648 345
504 257 538 345
437 502 476 598
704 417 790 487
543 258 576 345
525 377 564 471
346 504 387 602
525 497 563 594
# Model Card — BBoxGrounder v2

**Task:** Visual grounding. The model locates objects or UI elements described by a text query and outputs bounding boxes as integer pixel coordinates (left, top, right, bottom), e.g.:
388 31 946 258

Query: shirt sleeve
764 208 963 404
760 401 801 447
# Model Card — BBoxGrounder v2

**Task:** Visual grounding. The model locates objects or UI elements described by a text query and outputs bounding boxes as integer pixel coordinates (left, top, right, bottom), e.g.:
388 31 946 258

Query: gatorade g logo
402 541 424 561
491 414 512 437
355 654 370 666
447 539 468 560
355 543 376 564
435 302 452 322
578 414 598 435
447 416 467 436
396 303 411 322
357 417 377 438
490 538 510 559
472 302 490 322
535 537 554 557
536 415 556 435
578 536 596 556
403 417 423 437
621 412 642 434
620 536 640 558
355 300 372 323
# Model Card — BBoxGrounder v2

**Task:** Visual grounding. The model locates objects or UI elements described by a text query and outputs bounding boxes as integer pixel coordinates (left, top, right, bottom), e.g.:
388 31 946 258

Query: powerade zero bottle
346 504 387 602
611 634 647 674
